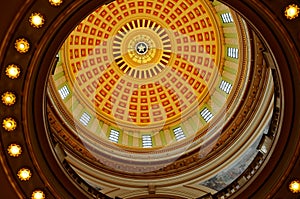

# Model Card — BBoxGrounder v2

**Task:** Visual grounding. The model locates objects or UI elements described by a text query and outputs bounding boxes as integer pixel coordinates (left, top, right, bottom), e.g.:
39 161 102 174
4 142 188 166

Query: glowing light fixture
49 0 63 6
2 117 17 131
29 13 45 28
31 190 45 199
285 4 300 20
17 168 32 181
6 64 21 79
7 144 22 157
15 38 30 53
1 92 16 106
289 180 300 193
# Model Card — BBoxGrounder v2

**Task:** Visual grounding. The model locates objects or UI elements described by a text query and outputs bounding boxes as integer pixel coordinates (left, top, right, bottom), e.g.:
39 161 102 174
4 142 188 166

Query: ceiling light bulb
289 180 300 193
17 168 32 181
49 0 63 6
31 190 45 199
7 144 22 157
29 13 45 28
6 64 21 79
2 92 16 106
2 118 17 131
15 38 30 53
285 4 300 20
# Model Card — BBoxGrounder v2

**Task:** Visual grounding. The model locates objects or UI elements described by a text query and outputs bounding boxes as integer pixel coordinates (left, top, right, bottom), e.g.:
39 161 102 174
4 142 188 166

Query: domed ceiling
2 0 300 198
64 0 222 129
51 0 245 148
46 0 275 198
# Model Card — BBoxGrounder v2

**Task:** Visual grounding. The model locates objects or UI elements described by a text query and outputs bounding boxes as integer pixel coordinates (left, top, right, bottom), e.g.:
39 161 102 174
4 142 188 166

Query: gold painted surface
62 0 222 130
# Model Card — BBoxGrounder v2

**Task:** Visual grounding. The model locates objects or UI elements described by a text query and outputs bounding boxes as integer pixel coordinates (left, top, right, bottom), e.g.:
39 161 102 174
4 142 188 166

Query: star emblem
137 43 146 53
135 42 148 55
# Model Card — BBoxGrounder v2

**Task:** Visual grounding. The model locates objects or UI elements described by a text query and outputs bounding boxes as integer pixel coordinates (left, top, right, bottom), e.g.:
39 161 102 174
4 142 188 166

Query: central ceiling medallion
112 19 171 79
135 41 148 55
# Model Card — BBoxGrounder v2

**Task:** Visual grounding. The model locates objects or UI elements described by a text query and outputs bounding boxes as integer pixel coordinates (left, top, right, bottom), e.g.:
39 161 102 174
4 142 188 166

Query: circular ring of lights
0 0 299 199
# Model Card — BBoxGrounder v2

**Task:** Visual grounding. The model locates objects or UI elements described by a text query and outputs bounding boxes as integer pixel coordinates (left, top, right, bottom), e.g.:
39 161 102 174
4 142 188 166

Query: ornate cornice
46 27 274 190
0 0 298 198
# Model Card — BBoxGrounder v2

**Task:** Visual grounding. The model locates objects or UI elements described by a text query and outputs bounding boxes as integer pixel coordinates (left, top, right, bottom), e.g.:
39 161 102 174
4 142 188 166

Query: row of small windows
227 47 239 59
221 12 234 23
108 131 153 148
79 108 221 139
79 112 91 126
173 127 186 141
58 85 70 100
107 129 188 146
77 108 218 145
200 108 214 122
142 135 152 148
109 129 120 143
219 80 232 94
